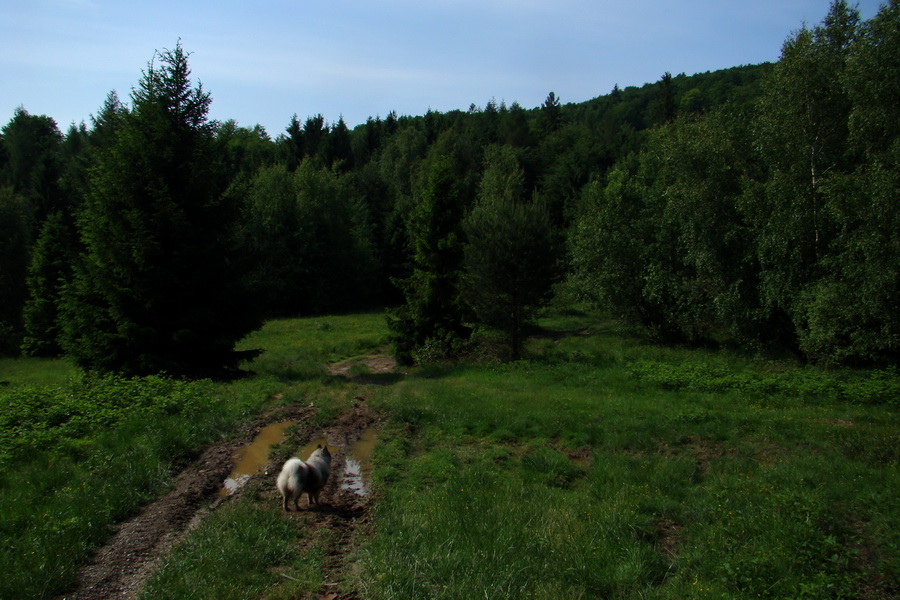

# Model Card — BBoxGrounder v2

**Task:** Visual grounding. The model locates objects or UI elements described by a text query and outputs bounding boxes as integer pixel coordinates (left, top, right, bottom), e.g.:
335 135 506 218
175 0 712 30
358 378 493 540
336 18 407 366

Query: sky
0 0 887 136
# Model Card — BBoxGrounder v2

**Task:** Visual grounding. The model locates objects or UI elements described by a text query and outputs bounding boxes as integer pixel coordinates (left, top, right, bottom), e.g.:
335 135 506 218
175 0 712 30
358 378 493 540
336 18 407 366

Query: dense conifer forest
1 0 897 374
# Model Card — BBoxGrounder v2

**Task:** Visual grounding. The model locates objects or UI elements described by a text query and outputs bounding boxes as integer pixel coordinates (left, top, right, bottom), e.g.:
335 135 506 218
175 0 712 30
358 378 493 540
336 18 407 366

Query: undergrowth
0 374 215 466
629 360 899 405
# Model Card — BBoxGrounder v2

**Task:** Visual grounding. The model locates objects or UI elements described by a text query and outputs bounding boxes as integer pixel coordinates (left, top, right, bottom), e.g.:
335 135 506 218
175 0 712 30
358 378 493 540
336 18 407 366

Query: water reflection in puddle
220 424 378 498
274 427 377 497
341 428 377 496
298 436 329 461
220 421 295 497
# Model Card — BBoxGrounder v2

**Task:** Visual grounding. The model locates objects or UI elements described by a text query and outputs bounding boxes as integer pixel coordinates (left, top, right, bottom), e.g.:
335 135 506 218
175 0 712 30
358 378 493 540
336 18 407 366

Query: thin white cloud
1 0 888 133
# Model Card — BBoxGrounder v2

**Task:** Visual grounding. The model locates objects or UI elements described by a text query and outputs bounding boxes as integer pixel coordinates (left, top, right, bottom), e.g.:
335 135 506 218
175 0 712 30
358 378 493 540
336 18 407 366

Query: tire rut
56 399 379 600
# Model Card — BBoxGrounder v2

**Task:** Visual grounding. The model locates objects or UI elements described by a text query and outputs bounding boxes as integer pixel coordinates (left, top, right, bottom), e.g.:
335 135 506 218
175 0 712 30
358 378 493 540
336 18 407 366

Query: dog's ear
317 444 322 449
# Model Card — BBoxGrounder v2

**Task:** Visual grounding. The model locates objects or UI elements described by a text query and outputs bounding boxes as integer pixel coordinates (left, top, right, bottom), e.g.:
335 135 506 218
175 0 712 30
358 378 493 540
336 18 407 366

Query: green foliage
388 157 471 363
539 90 562 134
238 161 380 316
292 161 379 312
793 0 900 364
571 157 684 339
0 107 68 351
0 106 64 219
0 186 32 354
1 2 894 375
571 1 899 364
217 120 275 178
573 109 764 343
629 360 899 405
0 373 215 466
61 43 263 377
21 211 76 356
0 105 66 354
461 146 560 359
236 163 298 316
754 1 859 327
0 373 235 600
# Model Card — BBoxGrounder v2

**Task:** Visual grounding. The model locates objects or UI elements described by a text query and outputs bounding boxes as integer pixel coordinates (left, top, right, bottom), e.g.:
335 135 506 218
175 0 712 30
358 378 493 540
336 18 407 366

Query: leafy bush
629 360 899 405
0 374 215 466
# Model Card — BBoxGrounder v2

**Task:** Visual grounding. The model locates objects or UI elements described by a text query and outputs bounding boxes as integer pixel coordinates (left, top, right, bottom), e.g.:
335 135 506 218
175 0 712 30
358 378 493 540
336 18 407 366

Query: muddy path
60 359 388 600
268 398 379 599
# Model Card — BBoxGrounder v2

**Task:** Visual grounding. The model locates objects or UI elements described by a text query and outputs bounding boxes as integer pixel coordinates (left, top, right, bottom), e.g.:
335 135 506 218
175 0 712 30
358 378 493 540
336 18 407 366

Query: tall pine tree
462 146 559 359
62 43 262 377
21 211 76 356
387 157 470 364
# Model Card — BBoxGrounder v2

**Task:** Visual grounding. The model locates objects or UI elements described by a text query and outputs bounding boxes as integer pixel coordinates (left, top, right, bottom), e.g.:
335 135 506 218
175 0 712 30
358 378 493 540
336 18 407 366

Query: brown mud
270 398 379 600
60 361 387 600
326 351 403 385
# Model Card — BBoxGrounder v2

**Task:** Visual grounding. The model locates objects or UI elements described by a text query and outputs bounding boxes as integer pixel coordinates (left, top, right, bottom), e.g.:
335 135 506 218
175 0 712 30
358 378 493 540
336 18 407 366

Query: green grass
138 498 323 600
0 374 217 466
0 356 76 386
0 312 387 600
1 310 897 599
237 311 389 381
0 407 232 599
355 315 899 599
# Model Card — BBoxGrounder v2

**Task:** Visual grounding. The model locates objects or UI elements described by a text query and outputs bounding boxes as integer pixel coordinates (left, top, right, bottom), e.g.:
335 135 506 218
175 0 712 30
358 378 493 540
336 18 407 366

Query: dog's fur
276 445 331 511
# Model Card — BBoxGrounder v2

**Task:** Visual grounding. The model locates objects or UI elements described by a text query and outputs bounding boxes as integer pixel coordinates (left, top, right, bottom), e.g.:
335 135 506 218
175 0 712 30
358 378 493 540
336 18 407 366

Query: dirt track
60 357 390 600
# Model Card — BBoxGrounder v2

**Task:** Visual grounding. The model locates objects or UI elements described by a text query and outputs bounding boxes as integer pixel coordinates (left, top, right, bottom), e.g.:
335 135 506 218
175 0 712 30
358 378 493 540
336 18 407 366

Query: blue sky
0 0 886 136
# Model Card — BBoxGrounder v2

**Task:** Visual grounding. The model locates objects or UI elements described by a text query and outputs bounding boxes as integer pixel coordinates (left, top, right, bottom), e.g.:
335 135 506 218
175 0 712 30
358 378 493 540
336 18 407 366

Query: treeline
572 0 899 365
0 0 896 373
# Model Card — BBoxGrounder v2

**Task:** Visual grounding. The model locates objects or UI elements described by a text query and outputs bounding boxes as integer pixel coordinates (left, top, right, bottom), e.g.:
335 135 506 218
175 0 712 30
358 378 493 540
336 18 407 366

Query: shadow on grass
344 372 407 386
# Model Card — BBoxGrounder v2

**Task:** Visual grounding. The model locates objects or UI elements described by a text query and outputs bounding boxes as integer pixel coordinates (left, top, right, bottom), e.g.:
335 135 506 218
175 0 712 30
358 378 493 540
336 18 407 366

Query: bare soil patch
327 352 404 385
327 353 398 376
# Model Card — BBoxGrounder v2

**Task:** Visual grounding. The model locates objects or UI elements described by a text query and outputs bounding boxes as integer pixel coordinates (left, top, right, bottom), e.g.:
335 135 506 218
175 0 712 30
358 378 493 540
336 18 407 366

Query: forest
0 0 897 376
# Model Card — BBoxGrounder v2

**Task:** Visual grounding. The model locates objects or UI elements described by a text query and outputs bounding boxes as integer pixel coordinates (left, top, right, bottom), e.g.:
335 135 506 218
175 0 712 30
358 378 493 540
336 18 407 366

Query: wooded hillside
1 0 896 372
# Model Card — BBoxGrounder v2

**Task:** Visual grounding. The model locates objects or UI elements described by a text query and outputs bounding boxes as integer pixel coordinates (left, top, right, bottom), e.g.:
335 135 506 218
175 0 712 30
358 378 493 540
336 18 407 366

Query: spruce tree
62 43 262 377
21 211 75 356
388 158 470 363
540 92 562 134
0 187 32 355
462 146 559 359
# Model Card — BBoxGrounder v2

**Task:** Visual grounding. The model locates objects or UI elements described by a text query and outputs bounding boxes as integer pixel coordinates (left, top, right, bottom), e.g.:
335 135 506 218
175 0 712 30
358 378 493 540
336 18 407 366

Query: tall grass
0 312 387 600
237 311 389 381
3 311 896 599
356 315 899 599
138 498 323 600
0 356 76 386
0 382 237 600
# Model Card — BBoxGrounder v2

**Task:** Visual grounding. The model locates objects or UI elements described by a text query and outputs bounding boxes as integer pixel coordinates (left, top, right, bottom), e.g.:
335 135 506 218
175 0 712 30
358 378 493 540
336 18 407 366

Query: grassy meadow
1 310 897 599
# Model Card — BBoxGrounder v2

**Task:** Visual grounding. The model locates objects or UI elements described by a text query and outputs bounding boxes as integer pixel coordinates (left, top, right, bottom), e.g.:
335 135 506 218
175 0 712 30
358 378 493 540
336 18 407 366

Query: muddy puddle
341 428 377 496
297 428 377 496
221 425 378 498
298 435 330 459
221 421 296 496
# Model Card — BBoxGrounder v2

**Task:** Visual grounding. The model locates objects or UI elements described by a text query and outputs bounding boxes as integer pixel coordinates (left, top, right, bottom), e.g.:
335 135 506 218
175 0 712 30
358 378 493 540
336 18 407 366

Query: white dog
276 445 331 511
